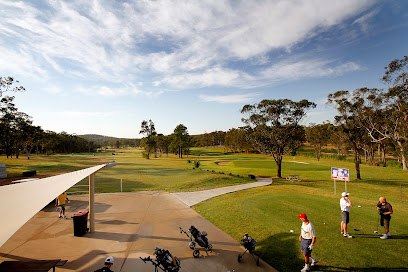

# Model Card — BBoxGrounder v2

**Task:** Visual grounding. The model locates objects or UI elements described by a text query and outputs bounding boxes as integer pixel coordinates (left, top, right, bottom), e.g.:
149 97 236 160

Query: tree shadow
353 233 408 240
256 232 302 272
316 265 408 272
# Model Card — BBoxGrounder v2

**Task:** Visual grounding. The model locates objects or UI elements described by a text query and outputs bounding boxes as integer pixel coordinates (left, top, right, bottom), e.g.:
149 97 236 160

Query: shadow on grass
256 232 302 272
316 266 408 272
353 233 408 240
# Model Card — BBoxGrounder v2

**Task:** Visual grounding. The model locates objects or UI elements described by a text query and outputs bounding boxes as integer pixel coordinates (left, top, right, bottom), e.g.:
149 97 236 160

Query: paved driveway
0 191 277 272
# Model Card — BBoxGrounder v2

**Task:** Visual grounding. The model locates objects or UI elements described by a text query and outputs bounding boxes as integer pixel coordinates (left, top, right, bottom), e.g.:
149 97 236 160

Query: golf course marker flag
331 167 350 195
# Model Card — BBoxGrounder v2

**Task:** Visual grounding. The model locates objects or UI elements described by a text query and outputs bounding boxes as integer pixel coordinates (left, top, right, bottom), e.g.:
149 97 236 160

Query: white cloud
352 9 379 32
260 59 363 82
75 84 164 98
0 0 375 91
55 111 114 118
199 93 259 104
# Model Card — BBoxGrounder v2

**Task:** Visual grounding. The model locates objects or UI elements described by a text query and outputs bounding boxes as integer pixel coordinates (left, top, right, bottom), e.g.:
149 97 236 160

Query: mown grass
2 147 407 271
191 147 408 272
0 148 250 192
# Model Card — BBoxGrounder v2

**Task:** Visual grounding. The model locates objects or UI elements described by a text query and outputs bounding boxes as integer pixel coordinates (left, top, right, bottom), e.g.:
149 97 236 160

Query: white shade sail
0 162 115 248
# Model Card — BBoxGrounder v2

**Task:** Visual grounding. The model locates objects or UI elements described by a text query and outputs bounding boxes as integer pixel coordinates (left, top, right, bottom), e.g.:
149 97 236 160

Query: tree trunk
397 141 407 171
276 157 282 178
355 150 361 180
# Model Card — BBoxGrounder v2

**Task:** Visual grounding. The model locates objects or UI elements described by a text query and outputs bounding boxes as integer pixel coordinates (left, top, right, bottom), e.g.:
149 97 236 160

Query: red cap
297 213 307 219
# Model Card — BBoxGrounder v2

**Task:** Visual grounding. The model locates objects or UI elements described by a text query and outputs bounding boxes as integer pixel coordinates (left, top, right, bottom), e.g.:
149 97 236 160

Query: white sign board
331 167 350 181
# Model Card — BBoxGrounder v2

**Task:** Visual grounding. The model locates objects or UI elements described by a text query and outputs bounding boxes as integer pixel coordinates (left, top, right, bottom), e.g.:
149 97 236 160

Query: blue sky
1 0 407 138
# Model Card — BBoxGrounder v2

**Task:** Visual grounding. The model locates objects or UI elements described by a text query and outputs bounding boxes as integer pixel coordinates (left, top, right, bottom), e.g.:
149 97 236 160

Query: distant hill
78 134 124 141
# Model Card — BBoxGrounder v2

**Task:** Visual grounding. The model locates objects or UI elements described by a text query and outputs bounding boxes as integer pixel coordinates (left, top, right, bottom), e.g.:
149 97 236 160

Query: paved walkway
171 178 272 206
0 189 277 272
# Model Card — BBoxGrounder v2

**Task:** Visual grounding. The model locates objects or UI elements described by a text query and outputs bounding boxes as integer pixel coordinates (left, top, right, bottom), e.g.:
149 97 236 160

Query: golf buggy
140 247 181 272
237 233 260 266
179 225 213 258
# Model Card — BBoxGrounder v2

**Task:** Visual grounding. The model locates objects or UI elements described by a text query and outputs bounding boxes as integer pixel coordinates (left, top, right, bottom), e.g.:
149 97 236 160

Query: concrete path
171 178 272 206
0 190 277 272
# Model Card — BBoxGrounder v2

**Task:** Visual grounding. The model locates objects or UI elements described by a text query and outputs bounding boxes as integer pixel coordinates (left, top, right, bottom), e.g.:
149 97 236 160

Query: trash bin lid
73 210 89 217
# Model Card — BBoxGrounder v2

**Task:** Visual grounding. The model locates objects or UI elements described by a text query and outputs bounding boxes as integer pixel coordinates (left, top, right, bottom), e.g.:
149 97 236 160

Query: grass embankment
191 148 408 271
0 148 249 192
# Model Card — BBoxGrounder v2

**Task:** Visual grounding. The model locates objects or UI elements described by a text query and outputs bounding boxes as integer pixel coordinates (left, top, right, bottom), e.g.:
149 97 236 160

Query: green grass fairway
2 147 407 271
0 148 250 192
190 148 408 271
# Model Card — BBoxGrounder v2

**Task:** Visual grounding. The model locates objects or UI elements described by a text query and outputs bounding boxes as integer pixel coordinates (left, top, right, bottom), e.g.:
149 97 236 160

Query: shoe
63 216 67 219
58 215 62 218
387 232 391 237
341 231 344 235
311 257 318 266
300 264 310 272
344 233 353 238
380 234 388 239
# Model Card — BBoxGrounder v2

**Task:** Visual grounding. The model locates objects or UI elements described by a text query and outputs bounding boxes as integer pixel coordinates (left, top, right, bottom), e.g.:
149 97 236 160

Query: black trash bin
72 210 89 237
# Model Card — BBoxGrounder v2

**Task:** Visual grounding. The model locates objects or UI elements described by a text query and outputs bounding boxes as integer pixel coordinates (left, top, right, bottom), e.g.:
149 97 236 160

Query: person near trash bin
340 192 353 238
298 213 318 271
94 256 114 272
56 191 69 219
376 196 393 239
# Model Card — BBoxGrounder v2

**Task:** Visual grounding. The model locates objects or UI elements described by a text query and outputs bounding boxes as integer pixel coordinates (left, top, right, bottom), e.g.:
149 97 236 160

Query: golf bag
243 235 256 252
179 226 213 258
238 233 259 266
189 225 210 248
140 247 180 272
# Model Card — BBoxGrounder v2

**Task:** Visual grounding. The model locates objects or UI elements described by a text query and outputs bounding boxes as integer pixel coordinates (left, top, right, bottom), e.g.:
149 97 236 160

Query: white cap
105 256 114 264
341 192 349 197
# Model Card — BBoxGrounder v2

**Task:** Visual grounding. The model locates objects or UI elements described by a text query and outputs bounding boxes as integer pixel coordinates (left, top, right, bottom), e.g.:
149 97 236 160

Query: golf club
374 213 379 233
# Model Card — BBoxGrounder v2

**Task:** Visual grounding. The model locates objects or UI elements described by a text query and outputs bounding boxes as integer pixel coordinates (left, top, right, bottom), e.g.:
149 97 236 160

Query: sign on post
331 167 350 195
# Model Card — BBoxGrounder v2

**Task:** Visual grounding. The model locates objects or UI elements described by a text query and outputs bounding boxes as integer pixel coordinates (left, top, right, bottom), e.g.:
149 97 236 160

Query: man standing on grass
376 196 393 239
298 213 318 271
340 192 353 238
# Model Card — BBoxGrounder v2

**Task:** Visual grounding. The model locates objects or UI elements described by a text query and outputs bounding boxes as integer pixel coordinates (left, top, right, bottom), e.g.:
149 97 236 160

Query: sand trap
215 161 231 165
289 161 310 164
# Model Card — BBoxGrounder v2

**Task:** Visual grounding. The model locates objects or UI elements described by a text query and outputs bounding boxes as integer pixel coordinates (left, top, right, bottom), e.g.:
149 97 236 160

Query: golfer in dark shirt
376 197 393 239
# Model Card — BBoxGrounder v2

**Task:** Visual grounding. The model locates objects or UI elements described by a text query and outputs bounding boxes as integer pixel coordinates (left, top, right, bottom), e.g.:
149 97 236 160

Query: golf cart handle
140 256 152 263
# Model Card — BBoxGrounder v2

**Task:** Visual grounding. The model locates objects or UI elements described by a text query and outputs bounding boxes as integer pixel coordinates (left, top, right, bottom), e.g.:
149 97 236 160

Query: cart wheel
256 255 260 266
237 254 242 263
193 250 200 258
208 244 213 251
189 241 195 249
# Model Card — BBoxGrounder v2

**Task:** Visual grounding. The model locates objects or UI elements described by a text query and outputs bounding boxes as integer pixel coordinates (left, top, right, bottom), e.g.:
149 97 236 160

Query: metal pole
121 179 123 192
89 173 95 233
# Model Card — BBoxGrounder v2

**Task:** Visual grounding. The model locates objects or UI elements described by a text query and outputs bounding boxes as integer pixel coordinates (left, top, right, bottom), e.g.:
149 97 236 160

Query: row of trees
138 56 407 181
0 96 99 158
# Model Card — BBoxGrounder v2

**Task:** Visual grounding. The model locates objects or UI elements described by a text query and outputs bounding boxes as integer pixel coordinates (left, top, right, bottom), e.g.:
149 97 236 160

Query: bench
286 175 301 182
0 259 67 272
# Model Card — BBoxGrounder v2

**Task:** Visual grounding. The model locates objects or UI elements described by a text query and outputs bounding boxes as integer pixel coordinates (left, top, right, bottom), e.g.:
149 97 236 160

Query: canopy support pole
89 173 95 233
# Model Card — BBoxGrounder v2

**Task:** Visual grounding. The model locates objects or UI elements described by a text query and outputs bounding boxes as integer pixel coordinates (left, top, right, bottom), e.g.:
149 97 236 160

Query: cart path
171 178 272 206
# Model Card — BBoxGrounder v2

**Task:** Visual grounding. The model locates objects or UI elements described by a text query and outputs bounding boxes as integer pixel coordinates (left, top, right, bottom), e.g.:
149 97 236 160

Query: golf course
1 146 407 271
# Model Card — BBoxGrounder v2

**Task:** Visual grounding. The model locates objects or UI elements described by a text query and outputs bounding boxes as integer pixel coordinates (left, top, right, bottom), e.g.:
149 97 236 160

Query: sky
0 0 407 138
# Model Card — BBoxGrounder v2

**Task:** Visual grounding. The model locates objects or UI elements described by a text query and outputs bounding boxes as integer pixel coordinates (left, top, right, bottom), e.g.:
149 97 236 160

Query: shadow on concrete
94 219 139 225
42 199 112 214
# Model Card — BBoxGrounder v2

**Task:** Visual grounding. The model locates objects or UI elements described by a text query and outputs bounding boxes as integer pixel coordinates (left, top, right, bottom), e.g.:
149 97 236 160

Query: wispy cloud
199 93 259 104
0 0 375 91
